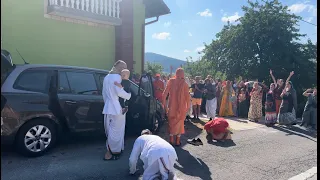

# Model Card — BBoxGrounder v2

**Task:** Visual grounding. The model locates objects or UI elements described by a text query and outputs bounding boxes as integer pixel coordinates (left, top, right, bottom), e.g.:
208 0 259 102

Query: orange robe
163 69 190 135
153 80 165 101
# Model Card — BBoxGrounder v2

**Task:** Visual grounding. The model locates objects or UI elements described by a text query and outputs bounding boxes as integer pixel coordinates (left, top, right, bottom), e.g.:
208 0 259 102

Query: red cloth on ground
204 118 229 135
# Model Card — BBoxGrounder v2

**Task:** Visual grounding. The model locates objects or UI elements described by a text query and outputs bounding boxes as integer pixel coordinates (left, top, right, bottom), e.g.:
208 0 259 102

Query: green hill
145 52 186 73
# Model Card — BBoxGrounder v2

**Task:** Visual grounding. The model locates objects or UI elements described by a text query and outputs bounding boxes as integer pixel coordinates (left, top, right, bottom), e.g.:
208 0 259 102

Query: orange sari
163 68 190 135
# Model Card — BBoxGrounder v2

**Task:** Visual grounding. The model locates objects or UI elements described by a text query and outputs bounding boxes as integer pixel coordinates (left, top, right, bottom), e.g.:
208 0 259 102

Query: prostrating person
204 117 232 142
102 60 131 161
129 129 178 180
163 68 190 146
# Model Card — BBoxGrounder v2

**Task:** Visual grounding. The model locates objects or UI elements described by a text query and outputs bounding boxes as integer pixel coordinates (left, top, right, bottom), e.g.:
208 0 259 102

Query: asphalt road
1 119 317 180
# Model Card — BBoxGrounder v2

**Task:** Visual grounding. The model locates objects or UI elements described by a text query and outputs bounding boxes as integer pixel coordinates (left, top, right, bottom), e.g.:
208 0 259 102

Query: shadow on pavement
208 140 236 147
158 120 204 147
272 125 317 142
174 148 212 180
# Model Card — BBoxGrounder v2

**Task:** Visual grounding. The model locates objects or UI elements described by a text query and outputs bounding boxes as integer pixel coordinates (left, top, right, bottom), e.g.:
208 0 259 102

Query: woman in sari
163 68 190 146
300 88 317 130
218 81 234 117
248 82 263 122
270 70 294 115
277 81 297 125
265 83 277 126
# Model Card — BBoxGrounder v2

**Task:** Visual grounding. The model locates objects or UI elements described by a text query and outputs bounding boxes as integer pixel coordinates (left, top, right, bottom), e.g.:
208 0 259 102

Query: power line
300 19 317 26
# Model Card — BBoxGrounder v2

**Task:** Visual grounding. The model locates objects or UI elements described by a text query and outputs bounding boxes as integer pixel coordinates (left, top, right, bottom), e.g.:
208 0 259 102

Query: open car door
127 74 157 134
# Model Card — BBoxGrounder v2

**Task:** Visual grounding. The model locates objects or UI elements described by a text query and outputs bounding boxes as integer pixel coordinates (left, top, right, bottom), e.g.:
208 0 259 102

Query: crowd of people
142 69 317 130
102 61 316 180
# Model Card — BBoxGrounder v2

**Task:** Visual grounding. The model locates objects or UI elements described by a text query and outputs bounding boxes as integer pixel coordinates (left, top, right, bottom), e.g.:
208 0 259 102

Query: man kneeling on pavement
129 129 178 180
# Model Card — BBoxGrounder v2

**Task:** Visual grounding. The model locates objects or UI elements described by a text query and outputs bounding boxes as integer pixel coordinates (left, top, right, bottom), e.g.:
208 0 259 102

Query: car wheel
15 119 57 157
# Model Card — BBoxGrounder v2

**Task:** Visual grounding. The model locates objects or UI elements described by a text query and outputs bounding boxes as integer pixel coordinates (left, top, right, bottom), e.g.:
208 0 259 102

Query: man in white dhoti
102 60 131 160
204 78 217 121
129 129 178 180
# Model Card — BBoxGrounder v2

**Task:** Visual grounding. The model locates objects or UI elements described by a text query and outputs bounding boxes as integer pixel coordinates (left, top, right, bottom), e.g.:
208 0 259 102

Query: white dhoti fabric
186 95 193 117
104 114 126 153
142 157 177 180
206 98 217 119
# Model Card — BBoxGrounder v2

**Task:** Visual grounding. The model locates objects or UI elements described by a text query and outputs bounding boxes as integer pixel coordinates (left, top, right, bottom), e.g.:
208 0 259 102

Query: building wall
133 0 145 74
1 0 115 70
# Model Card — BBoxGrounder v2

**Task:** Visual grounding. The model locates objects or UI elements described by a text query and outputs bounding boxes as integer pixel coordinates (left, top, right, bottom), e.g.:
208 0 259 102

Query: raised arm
285 71 294 84
280 88 286 98
303 88 312 97
269 69 277 86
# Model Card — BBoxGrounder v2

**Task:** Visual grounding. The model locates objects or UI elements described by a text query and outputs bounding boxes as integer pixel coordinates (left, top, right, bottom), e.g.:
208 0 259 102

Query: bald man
102 60 132 160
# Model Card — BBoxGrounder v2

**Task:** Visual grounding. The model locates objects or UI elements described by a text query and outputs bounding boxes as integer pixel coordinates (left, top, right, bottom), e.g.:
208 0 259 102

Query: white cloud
221 12 241 23
152 32 171 40
195 46 205 52
305 17 313 22
184 49 190 53
197 9 212 17
288 2 316 17
188 32 192 36
164 21 172 27
288 3 312 13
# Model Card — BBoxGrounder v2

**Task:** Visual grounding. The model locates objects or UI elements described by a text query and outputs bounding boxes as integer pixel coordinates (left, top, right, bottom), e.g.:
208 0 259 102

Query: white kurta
129 135 178 180
102 74 131 152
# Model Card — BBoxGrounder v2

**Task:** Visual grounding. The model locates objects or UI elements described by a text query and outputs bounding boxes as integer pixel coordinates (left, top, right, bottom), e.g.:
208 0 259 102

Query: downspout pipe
145 16 159 26
141 16 159 72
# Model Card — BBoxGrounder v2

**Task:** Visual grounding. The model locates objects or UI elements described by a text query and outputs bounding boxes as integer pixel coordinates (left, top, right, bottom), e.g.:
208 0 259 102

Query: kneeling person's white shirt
129 135 178 180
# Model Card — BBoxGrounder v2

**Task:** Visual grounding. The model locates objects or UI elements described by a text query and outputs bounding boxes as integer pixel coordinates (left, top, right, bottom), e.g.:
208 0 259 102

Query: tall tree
201 0 317 116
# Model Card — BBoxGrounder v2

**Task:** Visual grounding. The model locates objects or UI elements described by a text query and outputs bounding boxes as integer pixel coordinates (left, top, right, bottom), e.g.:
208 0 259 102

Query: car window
58 72 71 93
13 70 49 93
66 72 98 95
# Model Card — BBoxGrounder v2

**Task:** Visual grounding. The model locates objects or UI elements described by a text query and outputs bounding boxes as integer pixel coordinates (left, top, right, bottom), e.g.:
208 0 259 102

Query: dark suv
1 50 165 157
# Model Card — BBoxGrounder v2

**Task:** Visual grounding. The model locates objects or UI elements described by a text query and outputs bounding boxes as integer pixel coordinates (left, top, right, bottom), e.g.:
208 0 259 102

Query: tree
200 0 317 117
144 62 164 75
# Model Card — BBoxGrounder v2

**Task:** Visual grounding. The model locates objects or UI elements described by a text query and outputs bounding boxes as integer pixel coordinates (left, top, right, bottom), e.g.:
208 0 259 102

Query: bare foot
104 151 112 160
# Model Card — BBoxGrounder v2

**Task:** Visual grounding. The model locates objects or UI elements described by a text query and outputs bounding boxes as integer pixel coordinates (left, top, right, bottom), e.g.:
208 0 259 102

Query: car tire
15 119 57 157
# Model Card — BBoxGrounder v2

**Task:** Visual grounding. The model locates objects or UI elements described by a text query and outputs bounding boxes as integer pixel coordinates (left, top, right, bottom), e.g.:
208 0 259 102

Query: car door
127 74 157 133
57 70 103 132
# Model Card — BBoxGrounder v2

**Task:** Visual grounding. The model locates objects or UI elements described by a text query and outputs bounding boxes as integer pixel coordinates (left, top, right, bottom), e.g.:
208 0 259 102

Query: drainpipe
145 16 159 26
141 16 159 72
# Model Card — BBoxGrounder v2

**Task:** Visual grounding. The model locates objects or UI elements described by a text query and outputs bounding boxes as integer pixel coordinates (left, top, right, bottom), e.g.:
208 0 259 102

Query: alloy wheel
24 125 52 152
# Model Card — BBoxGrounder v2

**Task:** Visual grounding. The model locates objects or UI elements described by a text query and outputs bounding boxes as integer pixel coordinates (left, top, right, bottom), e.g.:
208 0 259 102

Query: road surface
1 117 317 180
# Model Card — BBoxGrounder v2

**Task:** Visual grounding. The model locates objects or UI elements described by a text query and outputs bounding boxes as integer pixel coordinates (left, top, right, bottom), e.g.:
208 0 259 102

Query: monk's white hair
141 129 152 135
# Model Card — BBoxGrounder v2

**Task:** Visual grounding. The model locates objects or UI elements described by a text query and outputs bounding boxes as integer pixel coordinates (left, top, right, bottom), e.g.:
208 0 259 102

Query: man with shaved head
102 60 132 160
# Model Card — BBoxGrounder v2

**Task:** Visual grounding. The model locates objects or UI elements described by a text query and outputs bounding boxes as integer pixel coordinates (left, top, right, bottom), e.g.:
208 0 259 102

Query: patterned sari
248 87 263 121
218 86 234 117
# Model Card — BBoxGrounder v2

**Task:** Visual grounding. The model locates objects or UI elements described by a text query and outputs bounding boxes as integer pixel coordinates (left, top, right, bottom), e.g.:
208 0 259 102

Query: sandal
103 155 119 161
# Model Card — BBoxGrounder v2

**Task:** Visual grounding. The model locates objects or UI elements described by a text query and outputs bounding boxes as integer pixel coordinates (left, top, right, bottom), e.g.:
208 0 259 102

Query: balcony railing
47 0 122 25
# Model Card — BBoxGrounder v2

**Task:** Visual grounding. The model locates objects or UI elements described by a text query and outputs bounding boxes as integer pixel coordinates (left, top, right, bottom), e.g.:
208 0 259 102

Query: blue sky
145 0 317 61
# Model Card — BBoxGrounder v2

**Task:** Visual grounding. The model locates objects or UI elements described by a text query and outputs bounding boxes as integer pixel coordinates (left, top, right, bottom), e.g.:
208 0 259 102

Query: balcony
47 0 122 26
